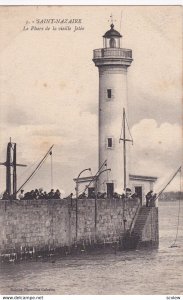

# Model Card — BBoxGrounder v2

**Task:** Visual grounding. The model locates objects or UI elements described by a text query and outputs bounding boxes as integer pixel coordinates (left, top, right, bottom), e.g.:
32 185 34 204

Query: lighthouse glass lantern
103 24 122 48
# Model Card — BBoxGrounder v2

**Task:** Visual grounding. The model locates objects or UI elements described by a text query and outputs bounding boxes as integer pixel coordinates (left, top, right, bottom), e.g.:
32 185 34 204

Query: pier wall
0 198 139 255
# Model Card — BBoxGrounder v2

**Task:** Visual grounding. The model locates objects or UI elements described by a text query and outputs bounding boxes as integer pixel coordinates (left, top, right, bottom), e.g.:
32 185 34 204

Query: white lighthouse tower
93 22 133 196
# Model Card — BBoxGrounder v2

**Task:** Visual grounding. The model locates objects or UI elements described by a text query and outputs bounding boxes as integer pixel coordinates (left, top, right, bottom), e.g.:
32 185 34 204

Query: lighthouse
93 23 133 196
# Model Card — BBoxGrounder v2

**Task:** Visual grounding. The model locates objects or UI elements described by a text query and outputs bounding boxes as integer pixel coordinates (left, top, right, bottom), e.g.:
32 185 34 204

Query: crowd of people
1 187 157 206
78 188 139 200
18 188 61 200
145 190 157 207
79 188 157 207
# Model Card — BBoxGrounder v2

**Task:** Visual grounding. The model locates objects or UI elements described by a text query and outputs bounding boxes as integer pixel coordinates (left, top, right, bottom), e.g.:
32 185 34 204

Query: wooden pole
119 109 133 233
75 168 91 242
123 108 126 232
123 108 126 191
6 142 11 196
0 140 27 198
13 143 17 197
156 166 181 199
76 181 78 242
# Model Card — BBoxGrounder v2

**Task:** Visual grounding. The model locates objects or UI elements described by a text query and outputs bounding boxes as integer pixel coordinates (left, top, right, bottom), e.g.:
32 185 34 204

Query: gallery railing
93 48 132 59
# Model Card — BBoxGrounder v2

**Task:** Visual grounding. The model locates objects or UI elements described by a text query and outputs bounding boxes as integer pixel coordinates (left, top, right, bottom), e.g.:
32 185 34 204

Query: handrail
129 202 141 234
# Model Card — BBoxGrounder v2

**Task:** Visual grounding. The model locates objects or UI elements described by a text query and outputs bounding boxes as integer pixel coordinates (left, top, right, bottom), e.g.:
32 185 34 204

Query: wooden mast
6 141 11 196
120 108 133 191
119 108 133 231
123 108 126 191
0 139 27 198
13 143 17 197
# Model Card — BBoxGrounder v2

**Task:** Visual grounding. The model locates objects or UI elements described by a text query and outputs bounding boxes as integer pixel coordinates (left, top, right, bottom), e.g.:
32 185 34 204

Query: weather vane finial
110 14 113 25
108 14 116 27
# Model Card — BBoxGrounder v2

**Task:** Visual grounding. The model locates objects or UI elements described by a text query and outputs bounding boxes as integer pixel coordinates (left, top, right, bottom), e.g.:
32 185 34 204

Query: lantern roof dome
103 24 122 38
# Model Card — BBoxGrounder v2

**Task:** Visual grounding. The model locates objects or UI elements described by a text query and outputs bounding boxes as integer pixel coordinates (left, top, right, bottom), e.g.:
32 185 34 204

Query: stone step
134 218 148 223
135 218 148 222
131 207 152 237
133 219 148 225
134 222 146 226
133 227 145 233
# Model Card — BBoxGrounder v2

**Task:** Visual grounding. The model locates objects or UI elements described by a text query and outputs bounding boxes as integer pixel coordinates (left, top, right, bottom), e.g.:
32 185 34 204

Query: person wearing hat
146 190 153 207
48 189 55 199
18 189 24 200
125 188 132 199
54 189 61 199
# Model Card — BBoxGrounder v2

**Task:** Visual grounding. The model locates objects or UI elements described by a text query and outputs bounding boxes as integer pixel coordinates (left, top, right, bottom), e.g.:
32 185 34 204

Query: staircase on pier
123 205 159 250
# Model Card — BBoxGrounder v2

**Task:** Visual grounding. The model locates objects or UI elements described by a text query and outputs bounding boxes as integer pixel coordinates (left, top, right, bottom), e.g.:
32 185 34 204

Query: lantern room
103 23 122 48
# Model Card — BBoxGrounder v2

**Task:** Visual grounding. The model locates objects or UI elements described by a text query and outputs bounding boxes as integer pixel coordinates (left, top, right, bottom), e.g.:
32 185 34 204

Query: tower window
107 89 112 99
107 138 113 148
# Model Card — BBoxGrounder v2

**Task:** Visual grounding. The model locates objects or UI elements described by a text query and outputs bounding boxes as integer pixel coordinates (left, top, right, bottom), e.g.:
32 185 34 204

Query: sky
0 6 182 195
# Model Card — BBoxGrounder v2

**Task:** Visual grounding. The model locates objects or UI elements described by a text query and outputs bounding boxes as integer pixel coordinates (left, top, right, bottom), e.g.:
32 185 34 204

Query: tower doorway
106 183 114 198
88 187 95 198
135 186 143 204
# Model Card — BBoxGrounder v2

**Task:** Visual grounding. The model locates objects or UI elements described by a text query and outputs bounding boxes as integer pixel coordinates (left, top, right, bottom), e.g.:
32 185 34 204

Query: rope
170 168 182 248
119 110 133 144
81 159 107 195
65 159 108 198
50 151 53 189
16 145 54 194
125 113 133 145
156 166 181 200
155 168 180 198
119 117 123 142
18 159 40 181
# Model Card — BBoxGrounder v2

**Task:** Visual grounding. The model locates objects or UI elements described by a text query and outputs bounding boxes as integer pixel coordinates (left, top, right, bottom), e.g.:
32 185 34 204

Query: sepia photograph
0 5 182 297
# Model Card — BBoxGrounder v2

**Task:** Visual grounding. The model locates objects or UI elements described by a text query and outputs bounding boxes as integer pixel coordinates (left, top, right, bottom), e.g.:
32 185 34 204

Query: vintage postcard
0 5 182 297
